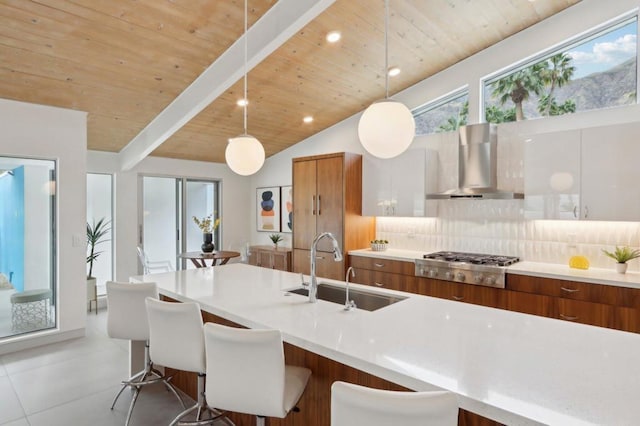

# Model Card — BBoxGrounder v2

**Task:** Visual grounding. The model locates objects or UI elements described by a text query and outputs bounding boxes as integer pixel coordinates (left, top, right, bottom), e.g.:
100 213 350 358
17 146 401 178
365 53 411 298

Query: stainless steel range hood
426 123 523 199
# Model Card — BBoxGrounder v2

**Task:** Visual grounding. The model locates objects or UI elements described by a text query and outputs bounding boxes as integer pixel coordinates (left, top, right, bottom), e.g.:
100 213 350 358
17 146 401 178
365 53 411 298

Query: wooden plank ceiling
0 0 580 164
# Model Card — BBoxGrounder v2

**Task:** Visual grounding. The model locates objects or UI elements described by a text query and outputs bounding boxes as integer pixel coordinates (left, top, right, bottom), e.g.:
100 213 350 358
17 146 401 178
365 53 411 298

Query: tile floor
0 309 210 426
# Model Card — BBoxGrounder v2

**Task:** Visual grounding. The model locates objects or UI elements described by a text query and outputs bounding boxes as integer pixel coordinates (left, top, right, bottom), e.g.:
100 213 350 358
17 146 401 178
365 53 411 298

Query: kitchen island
132 263 640 425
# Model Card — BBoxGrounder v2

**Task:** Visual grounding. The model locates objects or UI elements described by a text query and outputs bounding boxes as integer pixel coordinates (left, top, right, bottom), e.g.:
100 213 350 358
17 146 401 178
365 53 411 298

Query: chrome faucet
344 267 356 311
309 232 343 303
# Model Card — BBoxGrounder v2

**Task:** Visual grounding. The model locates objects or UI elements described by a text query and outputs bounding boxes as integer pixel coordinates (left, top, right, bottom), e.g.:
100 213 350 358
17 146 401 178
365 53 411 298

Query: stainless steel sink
287 283 407 312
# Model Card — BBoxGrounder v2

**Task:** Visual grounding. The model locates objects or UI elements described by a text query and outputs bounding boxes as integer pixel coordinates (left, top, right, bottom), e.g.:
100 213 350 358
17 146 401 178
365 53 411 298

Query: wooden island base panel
162 297 500 426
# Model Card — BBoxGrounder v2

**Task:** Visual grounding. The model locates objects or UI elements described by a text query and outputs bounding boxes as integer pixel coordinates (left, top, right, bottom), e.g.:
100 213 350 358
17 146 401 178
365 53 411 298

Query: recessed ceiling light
237 98 248 107
303 116 314 123
326 31 341 43
388 67 401 77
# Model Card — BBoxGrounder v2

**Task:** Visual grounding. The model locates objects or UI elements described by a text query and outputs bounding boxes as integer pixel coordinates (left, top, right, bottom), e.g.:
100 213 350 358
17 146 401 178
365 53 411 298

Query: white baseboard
0 327 86 355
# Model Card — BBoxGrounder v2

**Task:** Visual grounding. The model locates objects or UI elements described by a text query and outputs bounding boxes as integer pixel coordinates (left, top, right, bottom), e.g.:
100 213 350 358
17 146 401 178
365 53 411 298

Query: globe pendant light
225 0 265 176
358 0 415 159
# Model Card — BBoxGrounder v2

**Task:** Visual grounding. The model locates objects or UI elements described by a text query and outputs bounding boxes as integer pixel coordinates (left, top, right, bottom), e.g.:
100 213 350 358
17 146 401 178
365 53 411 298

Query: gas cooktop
422 251 520 267
415 251 520 288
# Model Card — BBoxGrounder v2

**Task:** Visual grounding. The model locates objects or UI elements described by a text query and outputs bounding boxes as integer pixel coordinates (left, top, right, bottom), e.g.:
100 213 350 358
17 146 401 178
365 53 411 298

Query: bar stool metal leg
110 343 186 426
169 373 223 426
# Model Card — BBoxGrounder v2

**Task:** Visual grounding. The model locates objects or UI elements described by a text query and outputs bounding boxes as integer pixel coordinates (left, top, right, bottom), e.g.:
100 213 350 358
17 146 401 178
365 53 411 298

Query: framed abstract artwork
257 187 280 232
280 185 293 233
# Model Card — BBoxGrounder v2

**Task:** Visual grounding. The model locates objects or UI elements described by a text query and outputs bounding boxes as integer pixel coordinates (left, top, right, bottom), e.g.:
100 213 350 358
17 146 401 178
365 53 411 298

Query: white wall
0 98 87 353
87 152 251 283
249 0 640 269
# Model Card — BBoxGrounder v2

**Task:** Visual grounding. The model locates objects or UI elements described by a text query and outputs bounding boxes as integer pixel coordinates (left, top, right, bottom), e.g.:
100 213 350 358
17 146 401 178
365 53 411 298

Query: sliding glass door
185 180 218 255
140 176 219 271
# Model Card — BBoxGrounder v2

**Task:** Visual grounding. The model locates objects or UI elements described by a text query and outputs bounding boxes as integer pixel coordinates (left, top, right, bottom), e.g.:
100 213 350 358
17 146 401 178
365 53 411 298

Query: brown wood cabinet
162 296 501 426
348 255 506 309
349 255 417 293
505 274 640 333
349 254 640 333
248 245 291 271
292 153 374 280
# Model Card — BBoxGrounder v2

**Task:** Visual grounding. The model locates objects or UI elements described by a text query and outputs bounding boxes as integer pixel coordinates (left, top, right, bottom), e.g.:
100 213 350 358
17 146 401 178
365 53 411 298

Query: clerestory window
413 89 469 136
483 16 637 123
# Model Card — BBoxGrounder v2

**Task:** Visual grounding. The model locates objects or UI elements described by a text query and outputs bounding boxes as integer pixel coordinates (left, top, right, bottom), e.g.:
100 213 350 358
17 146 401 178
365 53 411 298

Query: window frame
480 12 638 122
412 86 469 136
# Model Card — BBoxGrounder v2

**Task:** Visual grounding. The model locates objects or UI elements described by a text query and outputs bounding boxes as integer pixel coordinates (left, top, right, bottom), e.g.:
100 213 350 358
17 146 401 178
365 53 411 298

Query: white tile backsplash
375 203 640 271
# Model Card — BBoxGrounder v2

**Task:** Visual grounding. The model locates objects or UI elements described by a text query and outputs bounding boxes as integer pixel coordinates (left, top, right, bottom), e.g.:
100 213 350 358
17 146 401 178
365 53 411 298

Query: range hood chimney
426 123 523 199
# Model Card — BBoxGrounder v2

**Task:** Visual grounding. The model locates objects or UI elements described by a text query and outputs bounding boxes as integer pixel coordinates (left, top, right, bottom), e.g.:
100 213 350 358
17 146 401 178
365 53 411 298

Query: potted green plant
193 213 221 253
370 239 389 251
269 233 283 249
87 217 110 312
601 246 640 274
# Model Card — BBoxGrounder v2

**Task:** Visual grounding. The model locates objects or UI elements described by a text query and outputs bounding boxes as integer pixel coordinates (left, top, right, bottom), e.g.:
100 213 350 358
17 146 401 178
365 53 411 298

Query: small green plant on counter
601 246 640 264
370 239 389 251
269 233 283 246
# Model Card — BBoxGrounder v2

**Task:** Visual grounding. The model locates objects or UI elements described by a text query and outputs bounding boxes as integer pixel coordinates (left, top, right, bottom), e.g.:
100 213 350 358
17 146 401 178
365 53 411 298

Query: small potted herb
601 246 640 274
269 233 283 249
370 239 389 252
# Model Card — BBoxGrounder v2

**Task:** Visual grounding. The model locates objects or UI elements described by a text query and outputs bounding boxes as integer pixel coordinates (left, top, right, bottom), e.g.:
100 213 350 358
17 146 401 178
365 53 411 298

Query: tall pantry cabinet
292 152 375 280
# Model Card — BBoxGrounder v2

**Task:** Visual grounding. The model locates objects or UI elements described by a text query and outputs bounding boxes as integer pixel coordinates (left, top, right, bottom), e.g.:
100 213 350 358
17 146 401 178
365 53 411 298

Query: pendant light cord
384 0 389 99
243 0 248 135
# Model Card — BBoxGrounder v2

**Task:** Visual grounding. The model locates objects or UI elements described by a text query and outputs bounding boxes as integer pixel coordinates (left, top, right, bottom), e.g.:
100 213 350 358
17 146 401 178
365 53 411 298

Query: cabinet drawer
434 280 506 309
349 255 415 275
614 306 640 333
506 274 617 304
417 278 506 309
614 286 640 309
553 298 613 328
506 290 614 328
351 268 416 293
506 290 554 317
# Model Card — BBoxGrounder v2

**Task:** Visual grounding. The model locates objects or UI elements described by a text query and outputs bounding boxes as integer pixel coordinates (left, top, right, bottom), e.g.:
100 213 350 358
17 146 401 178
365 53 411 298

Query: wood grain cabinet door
506 290 554 317
293 248 343 280
315 156 344 252
272 252 288 271
292 159 317 250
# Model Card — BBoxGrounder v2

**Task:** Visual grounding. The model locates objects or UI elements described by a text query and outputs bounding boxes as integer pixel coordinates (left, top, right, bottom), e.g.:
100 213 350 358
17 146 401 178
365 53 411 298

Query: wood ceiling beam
118 0 337 171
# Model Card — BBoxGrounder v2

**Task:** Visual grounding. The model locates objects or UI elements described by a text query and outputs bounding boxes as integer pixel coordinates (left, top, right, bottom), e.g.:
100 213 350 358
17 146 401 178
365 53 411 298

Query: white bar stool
106 281 184 426
203 322 311 426
331 381 458 426
145 298 224 426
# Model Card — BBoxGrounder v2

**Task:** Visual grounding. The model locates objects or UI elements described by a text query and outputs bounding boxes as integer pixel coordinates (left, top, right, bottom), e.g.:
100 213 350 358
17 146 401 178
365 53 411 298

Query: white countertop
350 248 640 289
132 263 640 426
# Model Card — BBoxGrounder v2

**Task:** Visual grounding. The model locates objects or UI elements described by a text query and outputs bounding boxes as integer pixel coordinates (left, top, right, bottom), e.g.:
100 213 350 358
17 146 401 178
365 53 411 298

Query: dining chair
137 246 174 274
